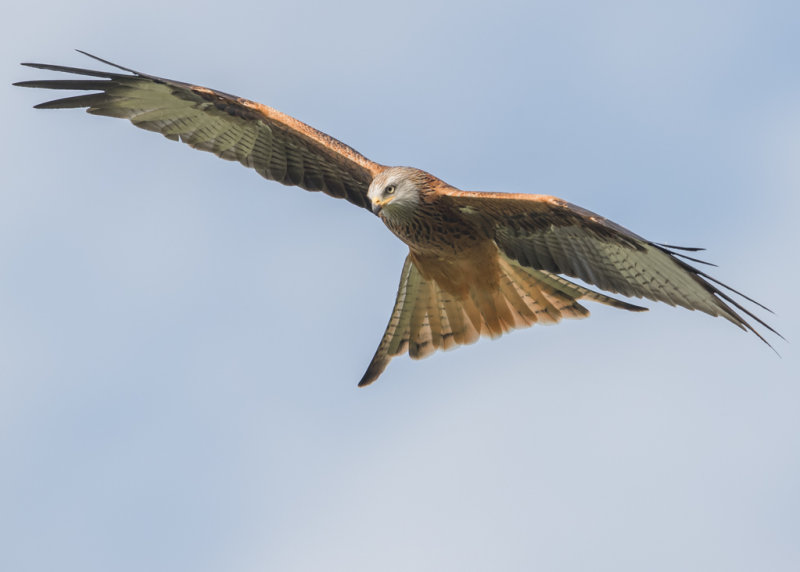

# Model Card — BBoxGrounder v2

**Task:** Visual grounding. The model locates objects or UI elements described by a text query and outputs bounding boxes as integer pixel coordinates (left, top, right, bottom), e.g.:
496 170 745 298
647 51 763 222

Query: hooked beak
371 196 393 215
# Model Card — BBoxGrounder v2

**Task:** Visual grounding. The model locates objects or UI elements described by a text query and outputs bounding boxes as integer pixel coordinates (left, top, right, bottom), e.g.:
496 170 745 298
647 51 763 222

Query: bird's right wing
15 51 385 210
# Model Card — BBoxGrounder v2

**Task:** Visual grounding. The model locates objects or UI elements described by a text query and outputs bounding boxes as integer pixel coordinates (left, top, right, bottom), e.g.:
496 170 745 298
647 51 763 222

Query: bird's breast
381 204 487 257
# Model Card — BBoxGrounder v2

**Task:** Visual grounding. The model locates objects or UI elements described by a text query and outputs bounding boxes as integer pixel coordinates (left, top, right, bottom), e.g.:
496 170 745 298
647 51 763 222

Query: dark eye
384 185 396 195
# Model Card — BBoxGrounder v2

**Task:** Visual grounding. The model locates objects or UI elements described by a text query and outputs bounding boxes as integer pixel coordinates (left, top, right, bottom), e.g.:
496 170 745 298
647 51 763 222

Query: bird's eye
384 185 396 195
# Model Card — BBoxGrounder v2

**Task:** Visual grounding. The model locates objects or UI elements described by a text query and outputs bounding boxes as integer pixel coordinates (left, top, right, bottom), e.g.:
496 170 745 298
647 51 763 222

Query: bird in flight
15 52 779 386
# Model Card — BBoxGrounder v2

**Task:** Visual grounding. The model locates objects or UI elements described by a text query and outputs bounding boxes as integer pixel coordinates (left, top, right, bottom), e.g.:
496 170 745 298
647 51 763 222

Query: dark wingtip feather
74 50 140 74
668 251 718 267
655 242 706 252
648 241 782 348
693 267 776 315
14 79 111 90
32 93 108 109
654 243 717 267
19 61 124 79
669 256 784 348
653 242 775 316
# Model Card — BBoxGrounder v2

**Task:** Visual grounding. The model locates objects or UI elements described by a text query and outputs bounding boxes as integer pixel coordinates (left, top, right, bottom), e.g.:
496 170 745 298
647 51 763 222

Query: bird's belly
409 241 502 299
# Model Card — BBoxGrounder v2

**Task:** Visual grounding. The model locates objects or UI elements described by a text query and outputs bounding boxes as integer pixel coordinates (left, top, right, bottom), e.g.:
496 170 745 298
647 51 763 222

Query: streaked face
367 167 421 217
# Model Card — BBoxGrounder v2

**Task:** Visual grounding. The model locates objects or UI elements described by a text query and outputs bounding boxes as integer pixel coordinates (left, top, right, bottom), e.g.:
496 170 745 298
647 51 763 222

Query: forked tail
357 254 645 386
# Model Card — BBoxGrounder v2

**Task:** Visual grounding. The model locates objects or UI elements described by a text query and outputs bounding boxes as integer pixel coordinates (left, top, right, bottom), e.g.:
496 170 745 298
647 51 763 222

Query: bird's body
15 52 780 385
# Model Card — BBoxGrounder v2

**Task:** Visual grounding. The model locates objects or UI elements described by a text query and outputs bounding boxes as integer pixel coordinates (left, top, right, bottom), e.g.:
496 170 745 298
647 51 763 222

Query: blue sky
2 1 799 570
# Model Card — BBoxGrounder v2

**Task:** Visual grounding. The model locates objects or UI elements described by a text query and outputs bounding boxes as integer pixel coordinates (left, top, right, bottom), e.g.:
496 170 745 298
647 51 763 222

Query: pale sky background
2 1 799 571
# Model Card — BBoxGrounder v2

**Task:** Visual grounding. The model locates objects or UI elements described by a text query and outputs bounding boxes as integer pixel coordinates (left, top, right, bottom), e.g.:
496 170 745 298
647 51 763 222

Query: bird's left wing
15 52 384 210
446 190 780 345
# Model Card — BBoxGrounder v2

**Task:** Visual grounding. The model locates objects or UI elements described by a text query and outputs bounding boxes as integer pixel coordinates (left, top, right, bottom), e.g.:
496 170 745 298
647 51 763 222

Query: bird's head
367 166 424 218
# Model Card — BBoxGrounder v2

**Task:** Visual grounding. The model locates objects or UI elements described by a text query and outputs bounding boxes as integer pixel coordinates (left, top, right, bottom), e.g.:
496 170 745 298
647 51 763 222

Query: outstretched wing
446 190 780 346
15 51 384 210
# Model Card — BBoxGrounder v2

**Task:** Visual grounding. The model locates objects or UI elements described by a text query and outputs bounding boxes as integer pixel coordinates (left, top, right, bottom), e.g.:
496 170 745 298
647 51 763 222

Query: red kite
16 52 780 386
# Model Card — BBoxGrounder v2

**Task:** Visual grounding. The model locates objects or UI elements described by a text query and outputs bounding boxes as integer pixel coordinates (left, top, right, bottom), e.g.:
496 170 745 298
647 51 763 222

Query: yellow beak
371 195 394 215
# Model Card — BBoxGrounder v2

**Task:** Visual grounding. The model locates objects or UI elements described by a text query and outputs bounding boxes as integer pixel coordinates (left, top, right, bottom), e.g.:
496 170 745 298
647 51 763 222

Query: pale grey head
367 166 424 218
